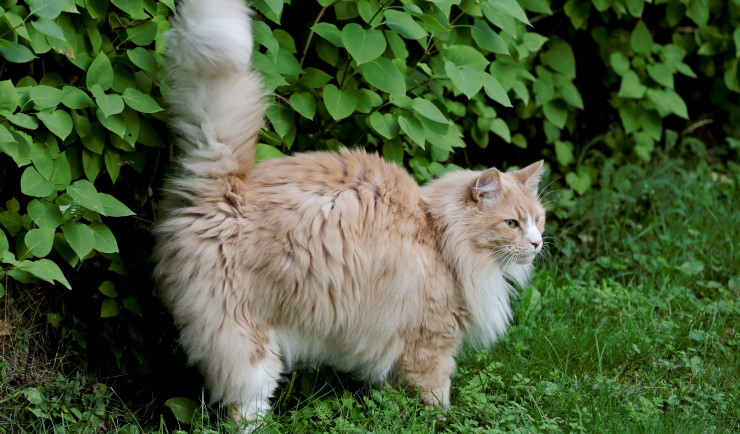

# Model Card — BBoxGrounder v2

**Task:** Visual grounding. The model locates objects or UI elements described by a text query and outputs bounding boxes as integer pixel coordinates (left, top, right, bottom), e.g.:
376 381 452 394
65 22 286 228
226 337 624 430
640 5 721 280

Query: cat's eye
505 219 519 228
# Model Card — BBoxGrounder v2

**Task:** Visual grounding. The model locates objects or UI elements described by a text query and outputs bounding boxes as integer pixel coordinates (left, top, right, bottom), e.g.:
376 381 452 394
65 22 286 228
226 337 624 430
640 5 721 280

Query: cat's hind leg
179 318 282 432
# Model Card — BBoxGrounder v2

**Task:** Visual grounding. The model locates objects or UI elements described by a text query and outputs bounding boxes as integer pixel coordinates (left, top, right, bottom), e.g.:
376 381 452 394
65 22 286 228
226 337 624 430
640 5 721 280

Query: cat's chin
515 253 537 265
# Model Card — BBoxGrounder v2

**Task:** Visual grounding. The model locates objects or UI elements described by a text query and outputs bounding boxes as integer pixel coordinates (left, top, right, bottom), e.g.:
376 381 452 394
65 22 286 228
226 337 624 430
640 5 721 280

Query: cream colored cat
155 0 546 429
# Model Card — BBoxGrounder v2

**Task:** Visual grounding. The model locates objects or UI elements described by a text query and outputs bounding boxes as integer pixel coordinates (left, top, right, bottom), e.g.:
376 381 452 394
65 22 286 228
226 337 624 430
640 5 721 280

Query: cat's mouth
515 251 538 264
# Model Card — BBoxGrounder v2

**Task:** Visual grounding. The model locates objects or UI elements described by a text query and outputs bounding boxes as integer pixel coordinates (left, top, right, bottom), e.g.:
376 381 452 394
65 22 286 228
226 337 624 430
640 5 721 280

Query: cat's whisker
537 188 561 203
537 177 561 201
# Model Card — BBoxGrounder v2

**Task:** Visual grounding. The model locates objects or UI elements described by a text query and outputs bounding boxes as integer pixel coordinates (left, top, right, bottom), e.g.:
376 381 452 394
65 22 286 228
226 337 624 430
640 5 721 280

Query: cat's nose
531 241 541 249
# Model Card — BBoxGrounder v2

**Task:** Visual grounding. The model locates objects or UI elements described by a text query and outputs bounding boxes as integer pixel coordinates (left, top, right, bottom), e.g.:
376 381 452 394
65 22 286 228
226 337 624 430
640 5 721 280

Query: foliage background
0 0 737 430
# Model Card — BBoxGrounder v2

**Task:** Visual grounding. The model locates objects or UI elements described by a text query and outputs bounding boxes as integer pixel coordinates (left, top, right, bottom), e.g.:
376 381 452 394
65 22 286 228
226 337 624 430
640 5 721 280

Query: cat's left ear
514 160 545 194
472 168 502 204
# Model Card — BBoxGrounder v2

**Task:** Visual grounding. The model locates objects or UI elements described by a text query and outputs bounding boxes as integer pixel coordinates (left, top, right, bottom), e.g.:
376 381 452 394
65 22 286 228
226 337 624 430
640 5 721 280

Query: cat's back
239 149 437 338
248 149 426 236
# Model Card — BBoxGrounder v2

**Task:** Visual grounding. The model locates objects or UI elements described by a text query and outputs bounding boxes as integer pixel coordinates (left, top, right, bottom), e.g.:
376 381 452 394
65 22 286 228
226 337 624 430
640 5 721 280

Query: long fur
155 0 547 427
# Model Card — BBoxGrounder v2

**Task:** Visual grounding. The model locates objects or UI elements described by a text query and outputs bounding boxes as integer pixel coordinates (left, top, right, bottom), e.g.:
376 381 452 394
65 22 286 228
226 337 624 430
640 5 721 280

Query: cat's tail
164 0 266 178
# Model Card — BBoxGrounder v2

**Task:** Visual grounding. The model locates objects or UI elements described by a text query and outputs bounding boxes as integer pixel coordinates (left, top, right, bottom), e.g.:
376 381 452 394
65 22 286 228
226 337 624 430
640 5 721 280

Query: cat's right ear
472 168 502 205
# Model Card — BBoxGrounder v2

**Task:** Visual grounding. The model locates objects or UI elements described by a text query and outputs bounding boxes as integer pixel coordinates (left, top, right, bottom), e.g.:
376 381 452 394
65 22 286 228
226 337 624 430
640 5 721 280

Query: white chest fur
463 263 532 348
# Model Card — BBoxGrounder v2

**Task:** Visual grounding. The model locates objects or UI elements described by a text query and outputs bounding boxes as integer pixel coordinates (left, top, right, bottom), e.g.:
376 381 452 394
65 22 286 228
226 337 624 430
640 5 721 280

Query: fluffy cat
154 0 546 428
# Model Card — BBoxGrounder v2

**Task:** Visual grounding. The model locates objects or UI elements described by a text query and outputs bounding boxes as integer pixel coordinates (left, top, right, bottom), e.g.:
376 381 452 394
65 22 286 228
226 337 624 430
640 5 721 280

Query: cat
154 0 546 429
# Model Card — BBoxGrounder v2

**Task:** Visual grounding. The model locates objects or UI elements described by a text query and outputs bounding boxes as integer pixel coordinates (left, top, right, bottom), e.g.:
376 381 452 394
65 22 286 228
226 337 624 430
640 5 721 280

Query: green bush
0 0 737 428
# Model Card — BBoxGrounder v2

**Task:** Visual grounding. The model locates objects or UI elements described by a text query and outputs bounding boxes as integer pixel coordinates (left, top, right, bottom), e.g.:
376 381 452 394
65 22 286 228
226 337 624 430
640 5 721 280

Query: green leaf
382 139 404 165
554 140 574 166
5 112 39 129
686 0 708 27
30 18 66 41
98 194 134 217
62 87 95 109
85 0 109 19
127 47 158 74
445 62 483 98
86 52 114 91
111 0 143 16
647 89 688 119
367 112 399 140
342 23 386 65
165 397 197 424
520 0 553 14
302 68 332 88
67 180 104 214
30 142 53 179
541 38 576 78
471 20 509 55
100 298 120 317
609 52 630 75
359 58 406 95
255 143 285 162
0 41 37 63
618 71 647 99
91 85 125 117
444 45 489 70
123 296 142 315
265 104 294 138
411 98 449 124
312 23 343 47
96 110 126 137
626 0 644 17
488 0 531 25
322 84 357 120
398 114 425 147
90 222 118 253
289 92 316 120
22 258 71 289
126 21 158 45
121 88 162 113
565 169 591 195
36 110 73 139
560 81 584 109
521 32 549 53
482 73 512 107
647 63 674 89
384 10 427 40
27 200 63 229
25 227 55 257
489 118 511 143
0 80 18 112
543 100 568 129
28 85 64 108
631 21 653 56
665 1 685 26
104 149 121 183
28 0 64 19
99 280 118 297
0 229 9 254
563 0 590 30
61 222 95 259
21 167 55 197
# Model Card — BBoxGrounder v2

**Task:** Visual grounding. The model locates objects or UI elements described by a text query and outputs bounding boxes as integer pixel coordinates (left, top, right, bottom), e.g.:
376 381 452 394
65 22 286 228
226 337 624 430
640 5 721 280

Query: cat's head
424 160 547 268
468 161 546 265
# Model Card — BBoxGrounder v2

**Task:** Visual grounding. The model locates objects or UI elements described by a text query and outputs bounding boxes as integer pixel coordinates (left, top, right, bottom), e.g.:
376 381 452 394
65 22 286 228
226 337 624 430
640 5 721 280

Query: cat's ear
514 160 544 194
472 168 502 204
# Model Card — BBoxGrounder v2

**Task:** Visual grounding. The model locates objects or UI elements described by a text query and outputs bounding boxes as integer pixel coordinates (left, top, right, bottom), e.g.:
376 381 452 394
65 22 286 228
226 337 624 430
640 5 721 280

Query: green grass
2 157 738 433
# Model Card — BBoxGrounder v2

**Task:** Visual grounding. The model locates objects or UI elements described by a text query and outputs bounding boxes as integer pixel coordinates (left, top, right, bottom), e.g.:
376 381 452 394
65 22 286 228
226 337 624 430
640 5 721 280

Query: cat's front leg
395 346 457 408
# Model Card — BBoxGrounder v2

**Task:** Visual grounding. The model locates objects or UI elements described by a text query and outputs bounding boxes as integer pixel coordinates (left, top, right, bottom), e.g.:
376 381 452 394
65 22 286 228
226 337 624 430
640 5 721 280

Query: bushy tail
164 0 266 178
